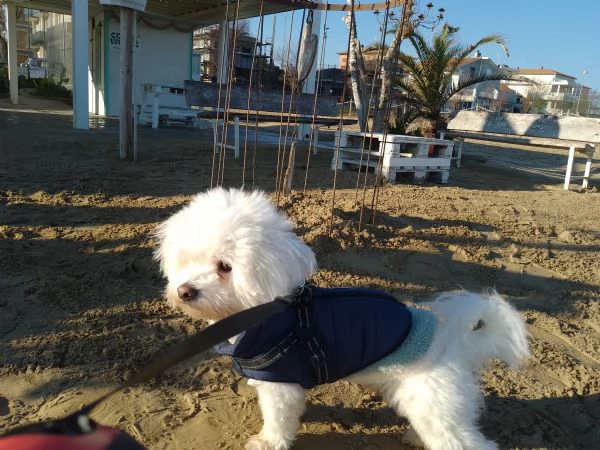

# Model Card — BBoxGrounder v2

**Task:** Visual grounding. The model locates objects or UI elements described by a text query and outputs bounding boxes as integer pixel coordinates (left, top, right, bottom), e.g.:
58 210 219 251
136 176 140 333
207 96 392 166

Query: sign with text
109 31 142 51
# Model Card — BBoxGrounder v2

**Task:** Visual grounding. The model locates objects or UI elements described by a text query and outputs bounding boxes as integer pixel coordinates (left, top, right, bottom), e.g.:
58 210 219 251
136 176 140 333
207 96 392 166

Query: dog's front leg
245 380 306 450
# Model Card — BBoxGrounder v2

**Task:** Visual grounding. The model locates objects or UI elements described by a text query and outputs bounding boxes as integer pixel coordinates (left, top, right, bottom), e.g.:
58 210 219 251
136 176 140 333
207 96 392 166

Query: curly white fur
155 187 530 450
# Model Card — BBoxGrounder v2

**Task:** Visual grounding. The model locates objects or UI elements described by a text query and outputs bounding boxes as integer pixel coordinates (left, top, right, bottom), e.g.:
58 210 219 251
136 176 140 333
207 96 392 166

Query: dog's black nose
177 283 199 302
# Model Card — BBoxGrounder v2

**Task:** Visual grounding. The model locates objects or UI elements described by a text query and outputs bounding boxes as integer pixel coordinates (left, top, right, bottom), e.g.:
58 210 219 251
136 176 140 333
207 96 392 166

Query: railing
543 92 577 101
30 30 45 45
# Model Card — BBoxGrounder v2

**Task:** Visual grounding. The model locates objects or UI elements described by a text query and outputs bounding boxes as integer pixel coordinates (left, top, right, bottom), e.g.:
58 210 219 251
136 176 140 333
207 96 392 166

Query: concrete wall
103 16 192 116
448 111 600 143
30 12 73 82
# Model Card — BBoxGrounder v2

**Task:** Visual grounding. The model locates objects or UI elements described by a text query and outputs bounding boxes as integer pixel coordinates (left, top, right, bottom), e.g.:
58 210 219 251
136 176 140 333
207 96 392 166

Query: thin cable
355 1 391 201
277 7 308 204
252 14 267 190
371 1 411 225
242 0 265 188
329 1 355 236
219 0 242 186
303 3 329 193
211 1 231 188
274 11 296 197
358 1 392 230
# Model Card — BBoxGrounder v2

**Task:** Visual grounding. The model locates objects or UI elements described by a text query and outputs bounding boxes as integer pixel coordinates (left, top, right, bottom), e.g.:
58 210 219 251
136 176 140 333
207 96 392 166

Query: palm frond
391 24 529 129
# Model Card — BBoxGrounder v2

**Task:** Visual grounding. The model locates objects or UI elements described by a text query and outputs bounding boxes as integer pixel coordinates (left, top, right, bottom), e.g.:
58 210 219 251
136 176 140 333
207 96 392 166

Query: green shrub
32 77 73 105
0 64 8 96
388 106 423 135
18 75 37 88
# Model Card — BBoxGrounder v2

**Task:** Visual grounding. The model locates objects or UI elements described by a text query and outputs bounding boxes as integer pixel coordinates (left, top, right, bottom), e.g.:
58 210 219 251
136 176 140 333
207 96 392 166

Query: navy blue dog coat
215 285 412 389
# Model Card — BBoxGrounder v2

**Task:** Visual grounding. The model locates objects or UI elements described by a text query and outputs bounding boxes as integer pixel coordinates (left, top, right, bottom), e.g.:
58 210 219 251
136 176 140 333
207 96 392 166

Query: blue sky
249 0 599 91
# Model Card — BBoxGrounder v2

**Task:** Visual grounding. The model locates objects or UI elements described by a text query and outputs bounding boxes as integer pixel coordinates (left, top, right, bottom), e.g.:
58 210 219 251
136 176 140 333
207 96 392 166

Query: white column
6 3 18 105
216 20 229 84
72 0 89 129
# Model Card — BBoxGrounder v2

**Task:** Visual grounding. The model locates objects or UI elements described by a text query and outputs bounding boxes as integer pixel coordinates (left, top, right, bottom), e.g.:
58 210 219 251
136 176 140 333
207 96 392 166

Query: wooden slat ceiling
9 0 312 26
145 0 307 25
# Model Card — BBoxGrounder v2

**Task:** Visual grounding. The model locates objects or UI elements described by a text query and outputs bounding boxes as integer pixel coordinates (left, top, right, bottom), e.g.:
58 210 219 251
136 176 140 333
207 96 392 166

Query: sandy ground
1 95 599 449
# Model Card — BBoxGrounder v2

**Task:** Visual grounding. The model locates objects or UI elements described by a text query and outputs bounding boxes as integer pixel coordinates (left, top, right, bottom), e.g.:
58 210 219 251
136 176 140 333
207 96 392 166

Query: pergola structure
5 3 311 113
4 0 404 159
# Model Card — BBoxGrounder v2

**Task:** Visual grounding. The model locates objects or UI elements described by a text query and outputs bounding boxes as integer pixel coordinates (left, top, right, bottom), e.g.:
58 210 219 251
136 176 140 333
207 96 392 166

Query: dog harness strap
234 286 330 384
307 336 329 383
234 332 298 370
220 286 413 388
296 285 311 328
298 286 329 384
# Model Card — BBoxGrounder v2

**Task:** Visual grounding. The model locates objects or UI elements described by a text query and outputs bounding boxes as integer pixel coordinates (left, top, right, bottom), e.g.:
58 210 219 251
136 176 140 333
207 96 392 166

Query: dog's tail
428 290 530 370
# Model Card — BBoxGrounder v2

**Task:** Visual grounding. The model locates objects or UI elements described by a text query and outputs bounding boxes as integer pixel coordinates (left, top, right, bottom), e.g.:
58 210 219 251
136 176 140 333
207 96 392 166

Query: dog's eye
217 261 232 273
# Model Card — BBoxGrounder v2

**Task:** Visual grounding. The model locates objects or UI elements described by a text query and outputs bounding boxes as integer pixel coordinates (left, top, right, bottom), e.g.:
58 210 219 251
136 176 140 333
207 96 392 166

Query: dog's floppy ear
277 231 318 282
231 228 317 308
152 217 171 275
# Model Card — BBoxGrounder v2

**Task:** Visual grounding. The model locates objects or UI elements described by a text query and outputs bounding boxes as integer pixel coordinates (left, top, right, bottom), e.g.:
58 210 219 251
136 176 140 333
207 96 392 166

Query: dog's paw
245 434 290 450
402 427 425 448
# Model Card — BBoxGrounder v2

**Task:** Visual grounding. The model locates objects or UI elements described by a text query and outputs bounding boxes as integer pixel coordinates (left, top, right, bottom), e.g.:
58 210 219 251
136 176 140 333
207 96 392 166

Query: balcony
544 92 576 102
455 87 498 101
30 30 45 45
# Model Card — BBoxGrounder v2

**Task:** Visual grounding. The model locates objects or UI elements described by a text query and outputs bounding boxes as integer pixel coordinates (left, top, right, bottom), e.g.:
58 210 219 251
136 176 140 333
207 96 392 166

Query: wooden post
582 146 594 189
72 0 89 129
283 141 297 196
152 86 160 129
133 104 138 161
454 138 464 168
563 145 576 190
217 21 229 84
234 116 240 158
119 8 135 160
212 120 219 153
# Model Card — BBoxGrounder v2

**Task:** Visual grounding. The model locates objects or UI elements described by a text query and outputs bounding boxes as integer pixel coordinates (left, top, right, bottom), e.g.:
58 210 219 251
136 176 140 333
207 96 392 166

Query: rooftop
514 68 575 79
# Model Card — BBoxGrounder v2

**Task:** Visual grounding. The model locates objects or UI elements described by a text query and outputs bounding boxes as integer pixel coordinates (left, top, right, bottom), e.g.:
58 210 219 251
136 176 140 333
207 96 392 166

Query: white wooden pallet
330 131 454 184
332 156 450 184
138 106 203 127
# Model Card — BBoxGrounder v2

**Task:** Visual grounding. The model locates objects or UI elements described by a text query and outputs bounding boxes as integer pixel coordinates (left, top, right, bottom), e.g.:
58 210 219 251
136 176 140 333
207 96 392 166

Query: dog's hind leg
245 380 306 450
378 371 497 450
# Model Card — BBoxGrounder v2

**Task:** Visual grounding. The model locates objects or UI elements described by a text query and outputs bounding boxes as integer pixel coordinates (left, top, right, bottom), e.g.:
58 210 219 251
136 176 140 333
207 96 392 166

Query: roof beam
265 0 407 12
6 0 73 15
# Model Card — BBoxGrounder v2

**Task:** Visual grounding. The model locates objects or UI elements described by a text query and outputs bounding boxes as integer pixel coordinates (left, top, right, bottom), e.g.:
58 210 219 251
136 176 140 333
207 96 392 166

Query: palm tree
395 25 523 134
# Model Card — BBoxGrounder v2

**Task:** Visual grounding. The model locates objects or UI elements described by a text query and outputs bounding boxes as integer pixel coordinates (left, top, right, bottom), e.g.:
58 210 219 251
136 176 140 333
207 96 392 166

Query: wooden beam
266 0 407 12
582 150 594 189
283 141 296 196
72 0 89 130
119 7 135 161
445 130 594 154
564 145 576 190
184 80 341 117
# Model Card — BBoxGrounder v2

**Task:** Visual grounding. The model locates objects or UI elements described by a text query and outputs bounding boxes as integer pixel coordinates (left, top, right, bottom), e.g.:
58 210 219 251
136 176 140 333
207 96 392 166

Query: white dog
154 187 530 450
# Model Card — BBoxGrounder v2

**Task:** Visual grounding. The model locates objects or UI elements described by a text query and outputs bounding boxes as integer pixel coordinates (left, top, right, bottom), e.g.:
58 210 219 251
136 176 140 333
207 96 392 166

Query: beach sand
1 95 599 449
